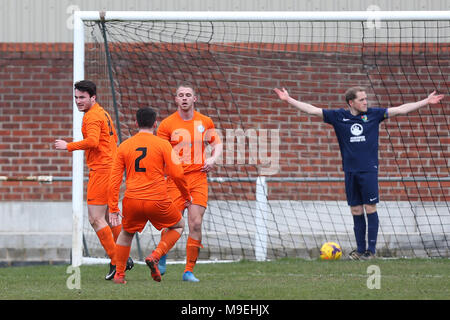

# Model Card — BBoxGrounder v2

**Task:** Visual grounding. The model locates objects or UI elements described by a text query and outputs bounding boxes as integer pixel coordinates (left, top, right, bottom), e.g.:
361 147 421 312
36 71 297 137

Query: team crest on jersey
350 123 363 136
197 124 205 133
350 123 366 142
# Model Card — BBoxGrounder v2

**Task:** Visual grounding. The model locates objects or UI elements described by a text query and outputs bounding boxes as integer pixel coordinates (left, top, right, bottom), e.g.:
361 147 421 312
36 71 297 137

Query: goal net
73 11 449 265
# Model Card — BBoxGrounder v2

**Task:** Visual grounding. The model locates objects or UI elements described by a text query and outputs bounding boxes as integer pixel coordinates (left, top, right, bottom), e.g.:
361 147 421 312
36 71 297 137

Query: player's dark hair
136 107 157 129
74 80 97 97
345 86 365 105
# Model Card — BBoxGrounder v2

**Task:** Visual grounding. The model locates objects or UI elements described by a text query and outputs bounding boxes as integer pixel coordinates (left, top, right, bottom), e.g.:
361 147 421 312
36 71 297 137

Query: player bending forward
108 107 192 284
275 86 444 260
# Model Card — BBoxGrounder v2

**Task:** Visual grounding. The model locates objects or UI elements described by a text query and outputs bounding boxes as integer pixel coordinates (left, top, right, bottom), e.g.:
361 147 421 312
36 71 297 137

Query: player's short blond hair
345 86 366 105
176 82 196 96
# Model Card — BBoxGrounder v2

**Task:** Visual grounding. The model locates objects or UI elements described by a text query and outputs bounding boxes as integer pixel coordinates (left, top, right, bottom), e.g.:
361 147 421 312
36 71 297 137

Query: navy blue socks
367 211 379 254
353 212 379 254
353 214 366 254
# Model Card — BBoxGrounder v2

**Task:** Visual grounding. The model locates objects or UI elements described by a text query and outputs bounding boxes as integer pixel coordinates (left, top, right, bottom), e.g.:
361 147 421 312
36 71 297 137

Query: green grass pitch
0 258 448 301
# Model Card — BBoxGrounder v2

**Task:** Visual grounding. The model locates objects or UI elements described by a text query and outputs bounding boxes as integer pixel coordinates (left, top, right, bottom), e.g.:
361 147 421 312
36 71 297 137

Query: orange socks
115 244 131 274
185 237 203 273
111 225 122 242
96 226 116 265
152 228 182 259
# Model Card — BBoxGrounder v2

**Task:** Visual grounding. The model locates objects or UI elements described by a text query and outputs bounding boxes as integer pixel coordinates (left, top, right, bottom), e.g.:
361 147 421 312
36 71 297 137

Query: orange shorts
86 168 111 205
167 171 208 212
121 196 182 233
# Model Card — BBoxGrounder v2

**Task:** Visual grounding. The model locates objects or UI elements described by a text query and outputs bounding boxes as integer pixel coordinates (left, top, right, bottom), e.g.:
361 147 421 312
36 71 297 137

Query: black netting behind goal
81 18 449 261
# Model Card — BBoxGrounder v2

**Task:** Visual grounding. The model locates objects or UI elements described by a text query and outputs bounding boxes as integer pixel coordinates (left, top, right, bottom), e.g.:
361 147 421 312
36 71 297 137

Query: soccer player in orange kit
157 83 223 282
108 107 192 284
54 80 133 279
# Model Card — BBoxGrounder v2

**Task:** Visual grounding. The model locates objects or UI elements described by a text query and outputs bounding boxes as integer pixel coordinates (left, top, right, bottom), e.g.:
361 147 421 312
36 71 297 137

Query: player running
108 107 192 284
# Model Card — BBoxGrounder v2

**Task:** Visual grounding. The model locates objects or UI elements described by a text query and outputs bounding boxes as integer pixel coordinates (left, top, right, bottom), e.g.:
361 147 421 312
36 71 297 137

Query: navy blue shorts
344 171 379 206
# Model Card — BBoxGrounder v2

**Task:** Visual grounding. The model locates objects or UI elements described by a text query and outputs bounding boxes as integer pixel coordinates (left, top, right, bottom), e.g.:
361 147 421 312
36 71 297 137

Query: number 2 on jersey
135 147 147 172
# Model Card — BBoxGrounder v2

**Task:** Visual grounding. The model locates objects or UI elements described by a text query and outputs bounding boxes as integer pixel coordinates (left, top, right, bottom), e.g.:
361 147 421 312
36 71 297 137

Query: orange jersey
108 131 191 213
157 110 220 174
67 103 118 170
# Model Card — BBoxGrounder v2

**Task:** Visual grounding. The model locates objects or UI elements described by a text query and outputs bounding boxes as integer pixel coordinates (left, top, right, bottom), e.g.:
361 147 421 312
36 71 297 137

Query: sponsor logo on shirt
197 124 205 133
350 123 366 142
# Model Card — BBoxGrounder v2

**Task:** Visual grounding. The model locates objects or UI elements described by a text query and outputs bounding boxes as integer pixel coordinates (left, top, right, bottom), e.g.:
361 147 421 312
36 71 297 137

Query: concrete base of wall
0 202 73 265
1 200 448 265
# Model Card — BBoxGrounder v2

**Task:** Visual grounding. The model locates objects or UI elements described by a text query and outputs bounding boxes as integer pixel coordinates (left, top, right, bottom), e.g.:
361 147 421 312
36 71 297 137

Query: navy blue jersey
323 107 388 172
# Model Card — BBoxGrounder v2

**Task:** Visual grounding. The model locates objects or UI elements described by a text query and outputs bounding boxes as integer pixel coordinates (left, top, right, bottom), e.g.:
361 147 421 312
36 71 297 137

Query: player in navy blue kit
274 86 444 259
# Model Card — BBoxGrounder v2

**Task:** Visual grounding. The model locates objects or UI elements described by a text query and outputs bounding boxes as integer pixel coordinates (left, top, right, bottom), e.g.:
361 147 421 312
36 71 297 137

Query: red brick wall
0 43 448 202
0 44 74 201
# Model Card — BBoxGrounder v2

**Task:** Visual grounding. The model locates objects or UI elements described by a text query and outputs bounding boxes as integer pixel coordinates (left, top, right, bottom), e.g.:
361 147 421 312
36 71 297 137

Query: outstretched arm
388 91 444 118
58 120 101 152
274 88 323 118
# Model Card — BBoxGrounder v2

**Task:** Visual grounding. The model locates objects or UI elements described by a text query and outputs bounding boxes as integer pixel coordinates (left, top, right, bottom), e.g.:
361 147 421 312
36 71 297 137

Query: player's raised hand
274 87 290 101
427 91 444 105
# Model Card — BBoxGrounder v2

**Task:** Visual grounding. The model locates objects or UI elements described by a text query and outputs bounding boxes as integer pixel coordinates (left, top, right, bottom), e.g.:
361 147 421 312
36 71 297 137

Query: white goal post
72 10 450 267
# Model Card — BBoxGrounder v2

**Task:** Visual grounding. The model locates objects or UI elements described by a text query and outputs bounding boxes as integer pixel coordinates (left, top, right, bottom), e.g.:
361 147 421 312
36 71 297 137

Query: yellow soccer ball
320 242 342 260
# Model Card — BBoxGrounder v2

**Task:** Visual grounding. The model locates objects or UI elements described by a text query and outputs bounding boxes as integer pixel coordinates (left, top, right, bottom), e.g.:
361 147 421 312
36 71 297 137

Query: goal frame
72 10 450 267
